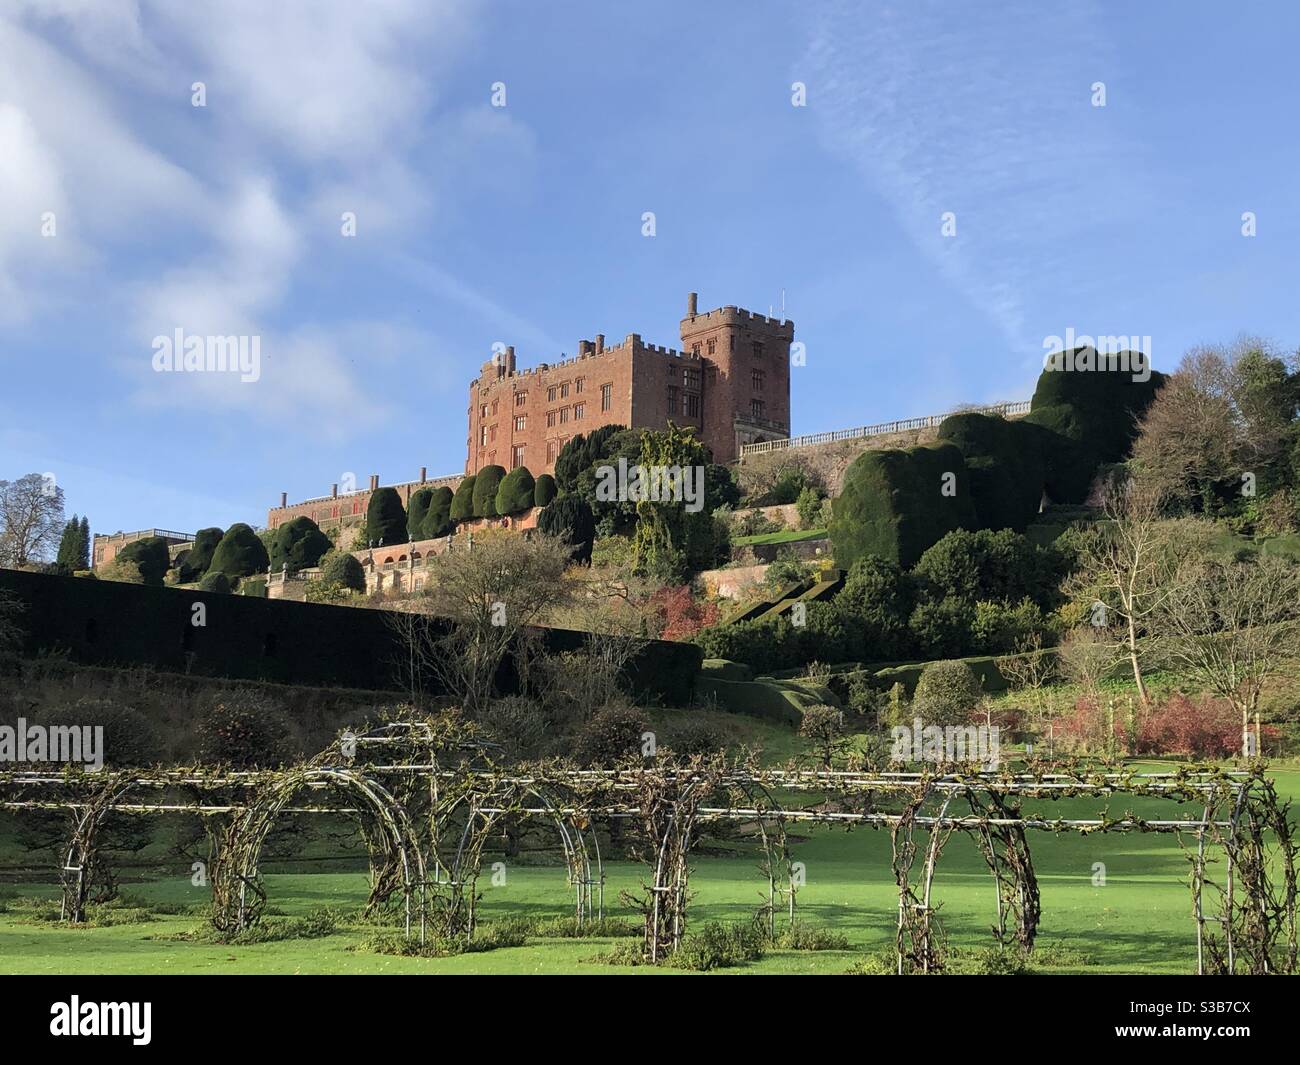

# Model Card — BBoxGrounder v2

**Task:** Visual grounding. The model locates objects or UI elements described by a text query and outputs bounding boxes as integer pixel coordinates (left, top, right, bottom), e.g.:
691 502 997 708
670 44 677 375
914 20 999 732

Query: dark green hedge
936 413 1056 531
407 488 434 542
178 527 223 582
829 443 977 568
0 568 697 706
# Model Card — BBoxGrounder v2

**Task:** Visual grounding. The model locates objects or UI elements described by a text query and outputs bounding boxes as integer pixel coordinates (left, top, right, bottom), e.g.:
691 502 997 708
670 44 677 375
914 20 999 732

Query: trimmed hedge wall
0 569 699 706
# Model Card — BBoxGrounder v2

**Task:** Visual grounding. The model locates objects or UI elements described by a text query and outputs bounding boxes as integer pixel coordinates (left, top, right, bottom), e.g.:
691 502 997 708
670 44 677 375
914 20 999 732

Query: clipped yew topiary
269 516 332 575
533 473 558 508
1024 348 1167 502
209 523 270 579
115 536 171 586
421 486 455 538
365 486 407 546
936 413 1054 532
829 443 977 570
407 488 434 542
321 550 366 592
178 526 224 582
450 476 477 522
198 570 231 594
495 466 535 516
472 465 506 518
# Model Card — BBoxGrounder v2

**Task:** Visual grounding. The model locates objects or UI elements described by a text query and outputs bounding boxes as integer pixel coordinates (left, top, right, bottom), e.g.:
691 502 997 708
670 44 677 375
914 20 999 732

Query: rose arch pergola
2 717 1294 974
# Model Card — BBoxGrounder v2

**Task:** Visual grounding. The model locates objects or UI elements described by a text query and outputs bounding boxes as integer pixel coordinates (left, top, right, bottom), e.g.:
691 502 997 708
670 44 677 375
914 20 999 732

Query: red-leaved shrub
652 586 720 641
1134 693 1241 759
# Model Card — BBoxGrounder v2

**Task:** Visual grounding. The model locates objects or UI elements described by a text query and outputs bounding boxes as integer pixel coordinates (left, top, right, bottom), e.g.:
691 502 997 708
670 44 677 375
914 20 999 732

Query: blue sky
3 0 1299 537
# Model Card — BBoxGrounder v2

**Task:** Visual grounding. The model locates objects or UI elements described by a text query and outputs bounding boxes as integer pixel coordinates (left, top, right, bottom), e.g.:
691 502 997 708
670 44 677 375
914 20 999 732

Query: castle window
707 338 716 356
547 440 558 463
692 343 701 356
514 415 527 431
751 399 766 419
560 382 569 398
479 404 487 419
491 399 498 416
667 385 678 410
575 378 584 393
752 341 764 358
574 402 584 419
729 335 735 352
600 383 612 412
480 426 489 446
547 386 557 402
511 444 525 468
684 367 701 389
684 393 700 418
752 369 765 391
546 410 557 428
559 407 569 424
489 425 498 442
515 391 528 407
353 502 361 515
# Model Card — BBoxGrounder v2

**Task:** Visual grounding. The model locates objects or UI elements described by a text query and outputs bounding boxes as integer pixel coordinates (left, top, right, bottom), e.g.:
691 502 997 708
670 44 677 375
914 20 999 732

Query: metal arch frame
215 766 429 943
442 778 605 940
2 761 1291 972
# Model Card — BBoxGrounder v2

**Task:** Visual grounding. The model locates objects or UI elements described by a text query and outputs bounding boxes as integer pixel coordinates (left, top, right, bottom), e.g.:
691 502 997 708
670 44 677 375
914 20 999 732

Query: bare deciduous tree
0 473 65 568
1068 478 1178 705
1154 554 1300 755
387 530 576 714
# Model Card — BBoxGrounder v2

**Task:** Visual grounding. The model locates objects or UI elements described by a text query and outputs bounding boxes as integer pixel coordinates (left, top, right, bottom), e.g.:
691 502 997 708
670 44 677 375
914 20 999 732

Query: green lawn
731 527 827 547
5 768 1294 974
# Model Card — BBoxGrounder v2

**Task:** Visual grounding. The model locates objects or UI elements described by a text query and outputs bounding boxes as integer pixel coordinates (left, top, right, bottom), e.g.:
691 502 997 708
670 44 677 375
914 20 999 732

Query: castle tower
679 293 793 464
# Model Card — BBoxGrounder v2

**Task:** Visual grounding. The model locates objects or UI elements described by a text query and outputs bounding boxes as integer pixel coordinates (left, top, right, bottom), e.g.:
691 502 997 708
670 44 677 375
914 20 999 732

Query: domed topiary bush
911 660 983 727
495 466 535 516
365 487 407 547
321 550 366 592
533 473 558 508
209 523 270 580
472 465 506 518
450 476 477 522
421 486 455 538
114 536 171 586
177 526 224 582
407 488 434 542
198 570 231 594
269 516 332 575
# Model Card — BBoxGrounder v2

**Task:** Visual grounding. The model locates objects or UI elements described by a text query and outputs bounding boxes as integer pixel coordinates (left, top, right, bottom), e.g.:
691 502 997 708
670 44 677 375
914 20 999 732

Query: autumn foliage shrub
1134 693 1242 759
652 586 720 641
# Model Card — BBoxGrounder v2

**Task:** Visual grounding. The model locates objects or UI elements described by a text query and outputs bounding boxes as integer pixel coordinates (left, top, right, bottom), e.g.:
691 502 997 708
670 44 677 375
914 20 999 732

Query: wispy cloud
804 0 1147 360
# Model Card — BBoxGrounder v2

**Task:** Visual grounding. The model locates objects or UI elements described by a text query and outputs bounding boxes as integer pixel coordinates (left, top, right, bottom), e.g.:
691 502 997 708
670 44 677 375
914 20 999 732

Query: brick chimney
279 491 287 508
369 474 379 491
595 333 605 354
419 466 427 483
687 291 698 317
331 484 338 499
